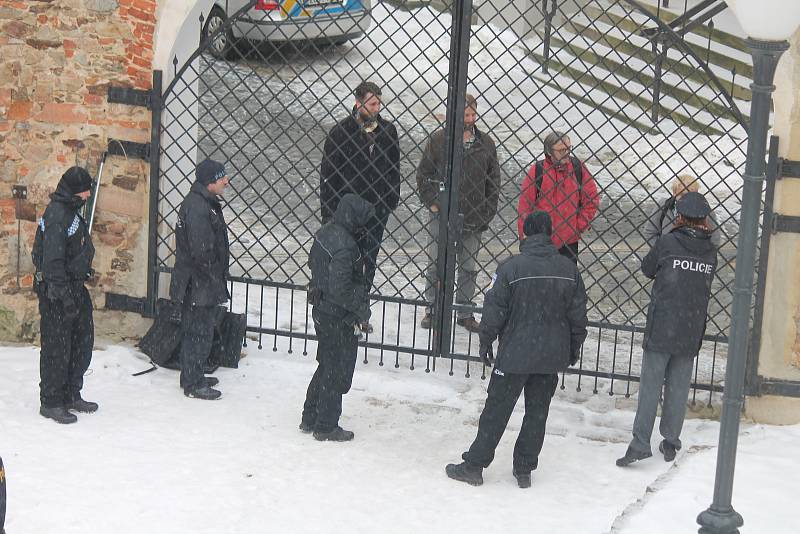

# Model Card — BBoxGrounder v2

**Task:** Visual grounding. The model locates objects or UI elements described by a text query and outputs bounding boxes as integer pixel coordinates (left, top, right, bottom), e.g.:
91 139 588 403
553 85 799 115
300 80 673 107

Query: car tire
203 6 234 60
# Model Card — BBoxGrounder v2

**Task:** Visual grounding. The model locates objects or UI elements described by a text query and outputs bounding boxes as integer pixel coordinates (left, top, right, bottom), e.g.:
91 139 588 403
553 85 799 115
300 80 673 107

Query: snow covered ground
1 343 797 534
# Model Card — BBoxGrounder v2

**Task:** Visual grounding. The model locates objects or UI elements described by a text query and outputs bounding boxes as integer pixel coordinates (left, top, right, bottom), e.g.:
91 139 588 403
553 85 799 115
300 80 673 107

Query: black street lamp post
696 37 791 534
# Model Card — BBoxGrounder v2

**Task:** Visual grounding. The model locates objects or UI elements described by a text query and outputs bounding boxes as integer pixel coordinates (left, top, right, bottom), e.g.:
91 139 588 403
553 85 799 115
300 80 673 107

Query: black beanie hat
676 191 711 219
59 166 93 195
196 158 226 186
523 211 552 237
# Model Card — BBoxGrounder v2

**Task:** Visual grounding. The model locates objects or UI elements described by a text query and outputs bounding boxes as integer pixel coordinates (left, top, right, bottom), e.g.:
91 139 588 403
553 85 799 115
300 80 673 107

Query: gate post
433 0 474 360
145 69 163 318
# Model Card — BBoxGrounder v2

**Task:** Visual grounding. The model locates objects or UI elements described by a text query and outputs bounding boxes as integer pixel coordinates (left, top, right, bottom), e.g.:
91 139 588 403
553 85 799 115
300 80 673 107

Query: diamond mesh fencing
152 0 766 402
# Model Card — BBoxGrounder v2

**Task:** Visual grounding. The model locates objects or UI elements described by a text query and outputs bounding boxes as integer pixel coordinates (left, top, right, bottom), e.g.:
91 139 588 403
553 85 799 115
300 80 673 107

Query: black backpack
533 155 585 207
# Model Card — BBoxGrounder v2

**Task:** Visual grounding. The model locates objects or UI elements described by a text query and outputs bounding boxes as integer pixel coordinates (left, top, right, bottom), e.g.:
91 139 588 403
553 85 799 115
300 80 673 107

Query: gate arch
150 0 762 401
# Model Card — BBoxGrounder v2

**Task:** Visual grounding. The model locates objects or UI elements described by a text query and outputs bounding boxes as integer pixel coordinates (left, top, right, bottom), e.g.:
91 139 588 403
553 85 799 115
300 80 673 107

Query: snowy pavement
1 342 797 533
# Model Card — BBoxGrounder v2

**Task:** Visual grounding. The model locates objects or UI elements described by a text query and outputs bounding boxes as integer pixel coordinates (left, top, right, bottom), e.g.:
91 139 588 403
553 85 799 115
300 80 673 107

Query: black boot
313 426 354 442
445 462 483 486
659 440 678 462
184 385 222 400
299 420 314 434
616 446 652 467
40 406 78 424
204 376 219 388
66 397 99 414
513 469 531 489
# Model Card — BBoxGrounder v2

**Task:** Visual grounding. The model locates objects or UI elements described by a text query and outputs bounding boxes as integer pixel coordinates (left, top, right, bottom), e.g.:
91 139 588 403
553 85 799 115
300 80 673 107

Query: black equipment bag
138 298 244 371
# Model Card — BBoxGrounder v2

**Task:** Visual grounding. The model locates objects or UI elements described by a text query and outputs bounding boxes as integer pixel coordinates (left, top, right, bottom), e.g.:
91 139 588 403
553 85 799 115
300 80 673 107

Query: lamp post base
697 506 744 534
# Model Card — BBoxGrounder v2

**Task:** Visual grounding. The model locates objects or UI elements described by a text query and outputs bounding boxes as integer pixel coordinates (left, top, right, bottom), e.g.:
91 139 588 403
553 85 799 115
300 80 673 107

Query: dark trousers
302 308 359 432
178 300 216 391
39 285 94 408
357 210 391 292
558 242 579 264
464 371 558 473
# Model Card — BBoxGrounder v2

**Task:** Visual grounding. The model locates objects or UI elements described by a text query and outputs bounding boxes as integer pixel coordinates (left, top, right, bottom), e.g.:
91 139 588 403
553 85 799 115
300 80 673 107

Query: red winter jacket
517 156 600 248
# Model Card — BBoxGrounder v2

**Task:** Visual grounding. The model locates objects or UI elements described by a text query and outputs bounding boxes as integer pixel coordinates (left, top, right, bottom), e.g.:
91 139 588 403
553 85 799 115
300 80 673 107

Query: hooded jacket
32 183 95 302
320 112 401 222
480 233 588 374
416 126 501 232
517 156 600 248
641 225 717 356
169 181 231 307
309 194 375 324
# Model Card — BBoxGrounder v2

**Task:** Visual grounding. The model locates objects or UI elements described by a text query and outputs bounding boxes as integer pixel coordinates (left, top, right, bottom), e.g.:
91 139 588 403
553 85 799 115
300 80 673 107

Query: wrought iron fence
150 0 769 403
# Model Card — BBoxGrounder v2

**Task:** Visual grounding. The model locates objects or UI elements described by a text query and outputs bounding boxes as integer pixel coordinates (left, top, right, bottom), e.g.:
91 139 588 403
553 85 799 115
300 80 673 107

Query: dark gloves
569 347 581 366
62 295 79 321
479 342 494 367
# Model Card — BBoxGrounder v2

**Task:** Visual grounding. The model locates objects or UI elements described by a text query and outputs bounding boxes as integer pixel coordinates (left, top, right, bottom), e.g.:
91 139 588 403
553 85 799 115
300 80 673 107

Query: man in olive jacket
446 211 587 488
417 94 501 333
169 158 231 400
302 193 374 442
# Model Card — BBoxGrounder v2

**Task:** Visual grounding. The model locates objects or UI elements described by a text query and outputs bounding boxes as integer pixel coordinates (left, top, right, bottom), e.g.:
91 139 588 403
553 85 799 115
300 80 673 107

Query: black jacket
480 234 588 374
642 225 717 356
32 183 95 302
320 112 401 222
169 181 231 307
309 194 375 325
416 126 501 232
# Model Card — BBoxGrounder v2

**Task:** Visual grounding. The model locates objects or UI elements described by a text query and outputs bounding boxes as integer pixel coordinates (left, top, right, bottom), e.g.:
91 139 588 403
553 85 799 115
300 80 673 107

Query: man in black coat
302 193 374 442
319 80 401 333
617 192 717 466
169 159 231 400
32 166 97 424
446 211 588 488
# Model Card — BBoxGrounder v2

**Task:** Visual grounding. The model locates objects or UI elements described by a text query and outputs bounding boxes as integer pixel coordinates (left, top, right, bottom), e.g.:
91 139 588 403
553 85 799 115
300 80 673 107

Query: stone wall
0 0 157 341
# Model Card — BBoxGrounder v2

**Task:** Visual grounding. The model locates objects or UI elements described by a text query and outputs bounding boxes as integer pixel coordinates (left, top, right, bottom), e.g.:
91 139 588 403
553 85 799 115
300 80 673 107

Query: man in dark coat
446 211 588 488
416 93 501 333
169 158 231 400
319 80 401 333
32 166 97 424
617 192 717 466
302 193 374 442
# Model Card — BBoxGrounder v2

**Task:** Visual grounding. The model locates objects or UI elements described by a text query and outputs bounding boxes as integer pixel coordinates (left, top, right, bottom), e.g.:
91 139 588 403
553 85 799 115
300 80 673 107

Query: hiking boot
204 376 219 388
616 446 652 467
66 397 99 414
360 322 373 335
313 426 355 442
420 313 433 329
513 469 532 489
40 406 78 424
659 440 678 462
184 385 222 400
456 317 481 333
299 420 314 434
445 462 484 486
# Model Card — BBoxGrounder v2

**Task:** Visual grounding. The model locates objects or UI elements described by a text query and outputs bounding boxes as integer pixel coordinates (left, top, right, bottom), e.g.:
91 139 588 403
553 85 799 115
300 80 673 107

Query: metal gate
149 0 768 403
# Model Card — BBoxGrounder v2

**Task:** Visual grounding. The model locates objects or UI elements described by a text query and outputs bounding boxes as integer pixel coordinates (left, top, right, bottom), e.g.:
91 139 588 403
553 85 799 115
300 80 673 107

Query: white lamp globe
726 0 800 41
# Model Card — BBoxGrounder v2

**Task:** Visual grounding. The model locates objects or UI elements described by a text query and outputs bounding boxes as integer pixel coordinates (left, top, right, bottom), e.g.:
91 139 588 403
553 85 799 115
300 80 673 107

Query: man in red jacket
517 131 600 263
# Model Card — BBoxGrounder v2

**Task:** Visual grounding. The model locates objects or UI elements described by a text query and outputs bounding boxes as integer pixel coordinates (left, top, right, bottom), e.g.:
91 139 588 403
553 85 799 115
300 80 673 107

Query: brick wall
0 0 158 340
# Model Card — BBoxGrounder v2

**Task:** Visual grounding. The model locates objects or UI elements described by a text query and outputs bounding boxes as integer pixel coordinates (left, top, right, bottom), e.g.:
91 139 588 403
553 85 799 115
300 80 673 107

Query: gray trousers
630 349 695 454
423 211 482 320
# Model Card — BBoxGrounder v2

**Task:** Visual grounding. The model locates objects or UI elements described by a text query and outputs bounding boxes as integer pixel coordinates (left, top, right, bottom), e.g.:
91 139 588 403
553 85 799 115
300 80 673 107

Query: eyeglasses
552 146 571 154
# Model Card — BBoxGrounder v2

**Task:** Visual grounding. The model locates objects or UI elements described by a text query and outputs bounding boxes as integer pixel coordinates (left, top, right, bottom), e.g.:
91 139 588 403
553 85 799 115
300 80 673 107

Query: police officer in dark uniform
169 159 231 400
301 193 374 442
32 166 97 424
617 192 717 466
446 211 588 488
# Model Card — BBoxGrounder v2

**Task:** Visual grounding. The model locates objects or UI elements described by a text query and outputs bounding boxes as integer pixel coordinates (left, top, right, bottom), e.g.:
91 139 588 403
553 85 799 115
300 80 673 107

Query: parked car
203 0 373 59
